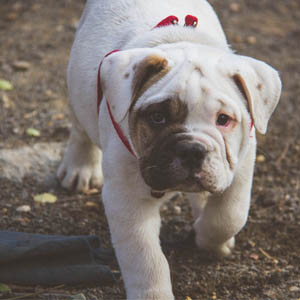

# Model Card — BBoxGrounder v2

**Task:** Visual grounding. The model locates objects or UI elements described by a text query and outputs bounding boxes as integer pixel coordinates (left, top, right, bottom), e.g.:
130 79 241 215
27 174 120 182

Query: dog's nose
175 141 206 171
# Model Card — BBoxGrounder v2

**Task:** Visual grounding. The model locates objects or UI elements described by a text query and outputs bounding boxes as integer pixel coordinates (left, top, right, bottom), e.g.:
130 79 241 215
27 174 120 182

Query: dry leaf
0 283 11 293
0 79 13 91
34 193 57 204
26 127 41 137
85 201 99 207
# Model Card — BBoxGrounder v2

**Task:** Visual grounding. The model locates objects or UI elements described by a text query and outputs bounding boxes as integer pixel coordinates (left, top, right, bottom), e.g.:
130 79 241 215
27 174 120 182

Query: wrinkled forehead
133 44 238 112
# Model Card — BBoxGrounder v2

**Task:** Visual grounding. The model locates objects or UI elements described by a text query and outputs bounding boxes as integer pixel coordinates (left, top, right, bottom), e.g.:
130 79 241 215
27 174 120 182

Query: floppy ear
100 48 170 123
220 54 282 134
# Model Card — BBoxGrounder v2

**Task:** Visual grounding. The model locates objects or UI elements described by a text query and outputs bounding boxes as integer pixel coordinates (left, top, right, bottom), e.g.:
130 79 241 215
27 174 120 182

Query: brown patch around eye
129 98 188 156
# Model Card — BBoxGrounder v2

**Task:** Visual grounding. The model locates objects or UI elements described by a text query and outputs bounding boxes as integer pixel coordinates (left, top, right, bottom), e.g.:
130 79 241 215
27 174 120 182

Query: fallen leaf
34 193 57 204
0 79 13 91
83 188 100 195
85 201 99 207
0 283 11 293
26 127 41 137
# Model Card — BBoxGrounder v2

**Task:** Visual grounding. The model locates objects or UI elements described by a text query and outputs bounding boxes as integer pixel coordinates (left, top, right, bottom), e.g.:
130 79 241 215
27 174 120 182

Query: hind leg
57 114 103 192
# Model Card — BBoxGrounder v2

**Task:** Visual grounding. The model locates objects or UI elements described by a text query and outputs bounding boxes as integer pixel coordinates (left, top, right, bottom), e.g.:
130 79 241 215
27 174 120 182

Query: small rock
250 253 259 260
16 205 31 212
233 35 242 44
12 60 31 71
289 286 300 292
229 3 240 13
174 205 181 215
6 12 18 21
1 93 15 109
247 36 257 45
71 18 80 29
256 154 265 163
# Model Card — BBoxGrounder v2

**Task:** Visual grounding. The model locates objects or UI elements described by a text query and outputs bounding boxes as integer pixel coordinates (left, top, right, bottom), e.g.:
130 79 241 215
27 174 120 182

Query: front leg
192 142 256 257
102 180 174 300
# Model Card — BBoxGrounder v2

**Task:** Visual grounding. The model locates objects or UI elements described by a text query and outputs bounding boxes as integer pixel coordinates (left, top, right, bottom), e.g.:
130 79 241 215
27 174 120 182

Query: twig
275 137 293 168
259 247 279 264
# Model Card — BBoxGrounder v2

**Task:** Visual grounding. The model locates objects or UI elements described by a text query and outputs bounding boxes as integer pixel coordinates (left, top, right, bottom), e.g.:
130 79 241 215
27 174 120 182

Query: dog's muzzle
140 136 208 192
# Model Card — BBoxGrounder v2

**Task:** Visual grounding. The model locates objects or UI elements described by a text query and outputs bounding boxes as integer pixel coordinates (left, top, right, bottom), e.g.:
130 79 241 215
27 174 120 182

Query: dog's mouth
140 157 207 194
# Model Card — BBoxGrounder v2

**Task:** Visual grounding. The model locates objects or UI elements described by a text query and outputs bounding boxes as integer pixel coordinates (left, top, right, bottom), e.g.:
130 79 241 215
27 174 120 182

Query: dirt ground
0 0 299 299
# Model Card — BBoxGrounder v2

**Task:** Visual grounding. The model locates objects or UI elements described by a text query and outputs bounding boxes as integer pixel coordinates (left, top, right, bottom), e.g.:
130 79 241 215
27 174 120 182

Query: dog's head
100 44 281 193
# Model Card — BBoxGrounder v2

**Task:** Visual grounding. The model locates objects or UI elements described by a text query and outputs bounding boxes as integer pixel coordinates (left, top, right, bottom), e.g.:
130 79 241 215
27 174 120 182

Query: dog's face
101 44 281 193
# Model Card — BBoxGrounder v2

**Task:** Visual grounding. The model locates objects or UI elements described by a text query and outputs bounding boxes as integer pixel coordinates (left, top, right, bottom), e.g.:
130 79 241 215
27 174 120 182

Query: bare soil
0 0 299 299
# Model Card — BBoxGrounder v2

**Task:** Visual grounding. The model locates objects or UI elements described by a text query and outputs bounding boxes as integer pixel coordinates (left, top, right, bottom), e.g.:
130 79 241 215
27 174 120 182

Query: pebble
256 154 265 163
12 60 31 71
289 286 300 292
233 35 242 44
247 36 257 45
6 12 18 22
229 3 241 13
16 205 31 212
174 205 181 215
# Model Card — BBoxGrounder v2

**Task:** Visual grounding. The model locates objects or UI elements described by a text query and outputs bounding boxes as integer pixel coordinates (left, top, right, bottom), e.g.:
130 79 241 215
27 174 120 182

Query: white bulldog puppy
57 0 281 299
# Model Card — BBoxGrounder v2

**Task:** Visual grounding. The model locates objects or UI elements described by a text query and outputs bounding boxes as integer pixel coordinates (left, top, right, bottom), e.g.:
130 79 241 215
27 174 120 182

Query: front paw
57 145 103 192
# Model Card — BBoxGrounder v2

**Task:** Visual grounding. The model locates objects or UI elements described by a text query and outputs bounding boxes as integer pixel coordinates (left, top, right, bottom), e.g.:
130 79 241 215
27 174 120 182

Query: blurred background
0 1 299 299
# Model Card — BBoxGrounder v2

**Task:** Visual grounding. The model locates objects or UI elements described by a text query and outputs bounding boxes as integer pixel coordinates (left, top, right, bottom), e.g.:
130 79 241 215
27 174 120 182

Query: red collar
96 49 136 157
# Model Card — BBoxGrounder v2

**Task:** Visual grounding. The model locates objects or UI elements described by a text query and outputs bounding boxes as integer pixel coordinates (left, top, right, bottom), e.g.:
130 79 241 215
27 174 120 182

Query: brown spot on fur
224 137 234 170
124 72 130 79
195 66 204 76
257 83 263 91
131 55 170 109
201 87 207 94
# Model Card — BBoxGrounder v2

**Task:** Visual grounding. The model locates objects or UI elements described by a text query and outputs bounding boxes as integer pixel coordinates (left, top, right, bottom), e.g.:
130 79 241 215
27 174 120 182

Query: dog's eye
216 114 231 127
149 112 166 125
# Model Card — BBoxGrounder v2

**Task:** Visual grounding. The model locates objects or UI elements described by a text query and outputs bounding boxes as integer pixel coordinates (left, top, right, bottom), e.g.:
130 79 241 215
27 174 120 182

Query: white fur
58 0 281 299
